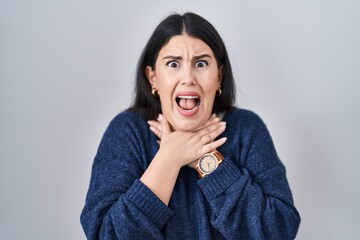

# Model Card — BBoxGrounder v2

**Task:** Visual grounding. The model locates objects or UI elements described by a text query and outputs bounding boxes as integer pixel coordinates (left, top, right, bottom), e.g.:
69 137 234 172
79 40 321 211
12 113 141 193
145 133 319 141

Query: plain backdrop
1 0 359 239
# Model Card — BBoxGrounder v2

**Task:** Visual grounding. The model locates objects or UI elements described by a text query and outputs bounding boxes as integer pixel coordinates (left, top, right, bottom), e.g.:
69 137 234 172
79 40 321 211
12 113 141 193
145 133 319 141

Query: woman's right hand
148 114 227 169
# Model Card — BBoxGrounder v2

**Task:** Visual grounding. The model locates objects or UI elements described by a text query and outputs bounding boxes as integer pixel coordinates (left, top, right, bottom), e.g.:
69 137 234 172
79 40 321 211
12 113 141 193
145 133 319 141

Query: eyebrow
162 55 182 60
162 54 212 61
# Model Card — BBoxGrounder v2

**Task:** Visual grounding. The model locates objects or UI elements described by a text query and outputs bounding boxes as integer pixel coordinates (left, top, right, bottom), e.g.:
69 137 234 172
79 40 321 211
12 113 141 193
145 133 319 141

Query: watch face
199 155 218 173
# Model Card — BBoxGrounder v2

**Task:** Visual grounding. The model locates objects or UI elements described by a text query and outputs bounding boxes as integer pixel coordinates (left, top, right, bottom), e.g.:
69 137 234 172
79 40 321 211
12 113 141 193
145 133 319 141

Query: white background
1 1 359 239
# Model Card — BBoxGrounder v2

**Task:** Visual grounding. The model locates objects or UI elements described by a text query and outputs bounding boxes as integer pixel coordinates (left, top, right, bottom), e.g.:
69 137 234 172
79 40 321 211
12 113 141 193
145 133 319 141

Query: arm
197 117 301 239
80 113 227 239
80 115 173 239
141 114 226 205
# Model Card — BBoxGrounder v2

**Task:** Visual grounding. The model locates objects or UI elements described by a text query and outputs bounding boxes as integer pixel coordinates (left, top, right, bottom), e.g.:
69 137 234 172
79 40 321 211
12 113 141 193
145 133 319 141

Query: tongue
179 98 197 110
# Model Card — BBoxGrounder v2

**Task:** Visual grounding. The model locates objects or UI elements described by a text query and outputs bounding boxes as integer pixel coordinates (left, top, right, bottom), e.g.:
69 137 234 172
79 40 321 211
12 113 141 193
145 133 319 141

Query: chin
175 123 199 132
170 116 206 132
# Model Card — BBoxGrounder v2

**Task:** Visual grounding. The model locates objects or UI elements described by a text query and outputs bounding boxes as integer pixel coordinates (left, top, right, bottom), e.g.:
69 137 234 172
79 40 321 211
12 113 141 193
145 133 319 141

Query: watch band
212 151 224 162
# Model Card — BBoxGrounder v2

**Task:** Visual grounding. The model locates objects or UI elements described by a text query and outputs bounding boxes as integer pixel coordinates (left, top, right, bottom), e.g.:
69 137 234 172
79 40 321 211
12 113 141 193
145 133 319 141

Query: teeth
177 96 199 99
175 95 201 112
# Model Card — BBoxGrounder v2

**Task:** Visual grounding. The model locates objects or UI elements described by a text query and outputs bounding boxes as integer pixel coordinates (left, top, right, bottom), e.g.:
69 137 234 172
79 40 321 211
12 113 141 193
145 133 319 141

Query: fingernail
221 137 227 142
220 121 226 126
157 114 163 121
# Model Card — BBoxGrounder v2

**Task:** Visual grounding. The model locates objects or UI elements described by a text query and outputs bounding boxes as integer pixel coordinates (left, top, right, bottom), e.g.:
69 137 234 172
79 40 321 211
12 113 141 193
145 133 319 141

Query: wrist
196 151 224 178
156 149 183 170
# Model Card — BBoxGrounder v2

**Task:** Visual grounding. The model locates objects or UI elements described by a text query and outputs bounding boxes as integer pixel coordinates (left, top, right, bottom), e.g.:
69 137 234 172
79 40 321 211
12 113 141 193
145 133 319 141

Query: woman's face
146 34 222 131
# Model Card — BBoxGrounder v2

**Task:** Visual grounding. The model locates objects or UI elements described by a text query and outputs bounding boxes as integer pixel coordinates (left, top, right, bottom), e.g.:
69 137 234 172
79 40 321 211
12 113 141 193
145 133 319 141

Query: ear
146 66 158 89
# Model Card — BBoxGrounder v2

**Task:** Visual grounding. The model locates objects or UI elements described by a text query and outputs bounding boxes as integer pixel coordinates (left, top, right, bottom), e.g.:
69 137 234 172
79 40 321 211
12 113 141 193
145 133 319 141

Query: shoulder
222 107 273 144
103 110 149 139
224 107 265 129
97 110 154 156
111 110 147 128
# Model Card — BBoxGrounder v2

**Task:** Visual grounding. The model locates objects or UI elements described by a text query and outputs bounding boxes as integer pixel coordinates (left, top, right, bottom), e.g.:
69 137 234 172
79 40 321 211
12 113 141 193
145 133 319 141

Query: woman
81 12 300 239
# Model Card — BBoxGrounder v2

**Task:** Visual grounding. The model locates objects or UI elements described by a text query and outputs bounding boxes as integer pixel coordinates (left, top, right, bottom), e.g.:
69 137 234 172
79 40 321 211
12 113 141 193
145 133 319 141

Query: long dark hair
129 12 236 120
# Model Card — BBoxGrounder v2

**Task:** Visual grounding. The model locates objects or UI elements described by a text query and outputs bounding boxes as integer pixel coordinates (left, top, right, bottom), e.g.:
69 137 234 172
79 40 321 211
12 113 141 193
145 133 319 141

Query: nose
180 65 197 86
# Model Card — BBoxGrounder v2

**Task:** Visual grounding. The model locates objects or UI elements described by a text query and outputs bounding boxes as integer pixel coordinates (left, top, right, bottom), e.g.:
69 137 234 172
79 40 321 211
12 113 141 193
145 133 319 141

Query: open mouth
175 95 201 112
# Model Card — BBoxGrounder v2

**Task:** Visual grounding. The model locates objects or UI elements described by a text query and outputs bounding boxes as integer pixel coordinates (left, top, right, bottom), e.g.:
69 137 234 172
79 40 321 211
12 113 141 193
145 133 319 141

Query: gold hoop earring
216 88 222 97
151 88 159 97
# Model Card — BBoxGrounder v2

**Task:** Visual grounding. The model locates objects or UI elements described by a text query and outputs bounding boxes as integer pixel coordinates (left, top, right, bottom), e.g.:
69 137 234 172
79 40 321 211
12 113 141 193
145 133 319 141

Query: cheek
158 84 175 103
203 94 216 110
157 71 180 97
156 70 177 92
202 81 218 98
201 82 218 109
158 85 175 113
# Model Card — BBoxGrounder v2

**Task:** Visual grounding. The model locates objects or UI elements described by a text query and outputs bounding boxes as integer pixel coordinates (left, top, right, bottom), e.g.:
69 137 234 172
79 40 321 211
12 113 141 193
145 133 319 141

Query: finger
200 137 227 155
198 121 226 137
148 120 162 131
148 120 162 139
194 114 220 131
203 115 220 128
149 126 162 139
158 114 171 134
198 122 226 145
198 119 224 134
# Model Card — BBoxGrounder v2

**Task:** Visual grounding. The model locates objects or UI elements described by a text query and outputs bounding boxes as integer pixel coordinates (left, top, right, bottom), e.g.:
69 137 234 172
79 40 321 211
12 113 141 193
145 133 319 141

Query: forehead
159 34 213 56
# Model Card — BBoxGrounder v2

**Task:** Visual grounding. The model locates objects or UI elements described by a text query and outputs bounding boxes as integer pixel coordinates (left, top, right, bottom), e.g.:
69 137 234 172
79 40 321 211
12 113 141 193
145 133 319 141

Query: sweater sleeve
197 115 301 239
80 114 173 239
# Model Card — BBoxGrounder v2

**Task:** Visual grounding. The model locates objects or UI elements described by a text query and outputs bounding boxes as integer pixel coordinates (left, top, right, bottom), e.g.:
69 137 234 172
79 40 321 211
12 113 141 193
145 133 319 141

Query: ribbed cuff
126 179 174 229
198 158 242 201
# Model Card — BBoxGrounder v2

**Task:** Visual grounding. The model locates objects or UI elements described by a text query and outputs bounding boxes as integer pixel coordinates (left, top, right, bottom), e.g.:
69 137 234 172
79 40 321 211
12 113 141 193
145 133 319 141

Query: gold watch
196 151 224 178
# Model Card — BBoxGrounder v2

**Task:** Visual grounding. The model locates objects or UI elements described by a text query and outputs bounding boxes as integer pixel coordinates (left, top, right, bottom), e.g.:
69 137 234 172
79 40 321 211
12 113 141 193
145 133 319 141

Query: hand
148 113 218 140
148 114 227 169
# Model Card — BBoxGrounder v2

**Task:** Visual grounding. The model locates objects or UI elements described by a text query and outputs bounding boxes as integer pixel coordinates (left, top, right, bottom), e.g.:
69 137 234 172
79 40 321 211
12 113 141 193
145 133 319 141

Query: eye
194 60 208 68
166 61 180 68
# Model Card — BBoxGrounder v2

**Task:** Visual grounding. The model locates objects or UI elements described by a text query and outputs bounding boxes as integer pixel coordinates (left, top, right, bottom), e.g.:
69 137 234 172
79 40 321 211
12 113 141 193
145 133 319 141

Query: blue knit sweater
80 108 300 239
